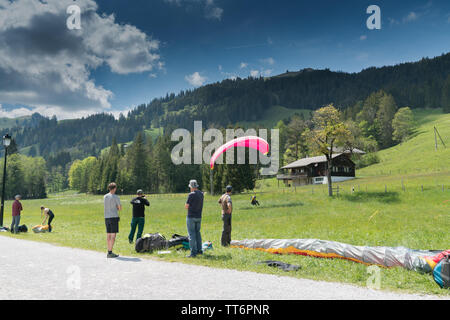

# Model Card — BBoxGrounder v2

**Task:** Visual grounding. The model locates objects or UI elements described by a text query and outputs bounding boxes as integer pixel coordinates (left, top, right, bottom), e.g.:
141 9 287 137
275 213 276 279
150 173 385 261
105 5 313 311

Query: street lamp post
0 134 11 227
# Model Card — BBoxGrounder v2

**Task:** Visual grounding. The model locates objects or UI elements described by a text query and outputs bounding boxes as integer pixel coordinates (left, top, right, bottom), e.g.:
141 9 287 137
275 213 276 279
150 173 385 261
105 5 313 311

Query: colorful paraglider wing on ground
210 136 269 169
230 239 449 276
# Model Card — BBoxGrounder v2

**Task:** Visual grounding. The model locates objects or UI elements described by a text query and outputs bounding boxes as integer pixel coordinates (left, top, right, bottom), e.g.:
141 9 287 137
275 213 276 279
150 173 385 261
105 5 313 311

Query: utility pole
434 126 446 150
435 126 438 151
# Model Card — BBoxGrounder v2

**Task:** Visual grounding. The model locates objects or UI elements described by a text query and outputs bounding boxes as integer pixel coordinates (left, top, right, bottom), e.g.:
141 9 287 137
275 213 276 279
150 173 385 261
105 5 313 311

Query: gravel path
0 236 446 300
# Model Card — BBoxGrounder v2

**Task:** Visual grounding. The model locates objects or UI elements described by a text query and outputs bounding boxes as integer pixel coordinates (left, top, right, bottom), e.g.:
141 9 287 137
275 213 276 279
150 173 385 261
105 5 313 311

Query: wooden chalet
277 153 356 186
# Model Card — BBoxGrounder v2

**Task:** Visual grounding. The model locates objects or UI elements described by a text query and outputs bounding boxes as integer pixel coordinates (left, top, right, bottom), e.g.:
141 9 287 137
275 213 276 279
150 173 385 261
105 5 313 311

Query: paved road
0 236 446 300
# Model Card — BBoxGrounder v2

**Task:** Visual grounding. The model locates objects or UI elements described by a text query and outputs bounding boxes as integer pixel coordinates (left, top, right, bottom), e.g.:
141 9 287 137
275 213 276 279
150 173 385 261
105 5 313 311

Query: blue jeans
11 215 20 233
186 217 202 256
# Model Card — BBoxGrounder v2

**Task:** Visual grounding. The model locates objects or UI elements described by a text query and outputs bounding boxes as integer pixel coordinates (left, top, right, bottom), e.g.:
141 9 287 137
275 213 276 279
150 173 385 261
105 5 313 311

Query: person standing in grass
218 185 233 246
128 189 150 244
40 206 55 232
11 195 23 234
185 180 204 258
104 182 122 258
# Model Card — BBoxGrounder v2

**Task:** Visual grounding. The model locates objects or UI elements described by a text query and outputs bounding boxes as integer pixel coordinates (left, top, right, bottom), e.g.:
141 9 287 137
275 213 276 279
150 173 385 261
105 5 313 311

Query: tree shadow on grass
239 201 304 211
341 191 400 203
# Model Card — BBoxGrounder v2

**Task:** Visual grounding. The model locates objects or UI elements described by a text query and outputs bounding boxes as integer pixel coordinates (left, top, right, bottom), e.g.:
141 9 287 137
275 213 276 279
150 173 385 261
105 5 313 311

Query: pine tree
442 75 450 113
376 93 397 148
129 132 148 192
7 139 19 155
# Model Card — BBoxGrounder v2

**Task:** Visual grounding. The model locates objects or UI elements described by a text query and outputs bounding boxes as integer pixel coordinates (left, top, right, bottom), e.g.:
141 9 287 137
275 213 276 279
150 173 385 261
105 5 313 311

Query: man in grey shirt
104 182 122 258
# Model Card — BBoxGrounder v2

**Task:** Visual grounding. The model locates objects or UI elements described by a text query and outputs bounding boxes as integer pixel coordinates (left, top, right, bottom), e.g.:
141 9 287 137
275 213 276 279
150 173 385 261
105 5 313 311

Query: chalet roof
281 153 343 170
327 146 366 154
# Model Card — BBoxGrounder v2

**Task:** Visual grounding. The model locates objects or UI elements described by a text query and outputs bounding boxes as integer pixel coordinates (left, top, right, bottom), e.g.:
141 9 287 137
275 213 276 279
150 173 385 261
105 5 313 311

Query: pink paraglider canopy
210 136 269 169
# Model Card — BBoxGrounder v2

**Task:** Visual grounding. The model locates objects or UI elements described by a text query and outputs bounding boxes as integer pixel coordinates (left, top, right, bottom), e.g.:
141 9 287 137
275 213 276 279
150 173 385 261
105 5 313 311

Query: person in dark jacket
185 180 204 258
128 189 150 244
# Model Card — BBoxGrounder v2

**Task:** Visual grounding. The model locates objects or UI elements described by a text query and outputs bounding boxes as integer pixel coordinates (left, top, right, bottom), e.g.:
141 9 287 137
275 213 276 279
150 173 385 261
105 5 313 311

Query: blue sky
0 0 450 119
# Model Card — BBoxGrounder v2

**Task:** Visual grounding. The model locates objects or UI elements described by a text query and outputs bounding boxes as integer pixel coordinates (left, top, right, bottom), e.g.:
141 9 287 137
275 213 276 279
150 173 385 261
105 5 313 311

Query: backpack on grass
135 233 168 253
167 234 190 250
12 225 28 233
433 254 450 289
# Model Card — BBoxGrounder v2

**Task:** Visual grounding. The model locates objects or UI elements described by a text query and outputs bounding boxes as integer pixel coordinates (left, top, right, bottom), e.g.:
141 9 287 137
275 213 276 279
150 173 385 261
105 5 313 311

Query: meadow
1 109 449 296
1 171 449 296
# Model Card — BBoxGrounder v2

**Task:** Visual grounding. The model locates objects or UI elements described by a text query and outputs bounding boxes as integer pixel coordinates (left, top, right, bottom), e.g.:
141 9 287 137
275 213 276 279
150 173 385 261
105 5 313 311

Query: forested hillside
2 53 450 161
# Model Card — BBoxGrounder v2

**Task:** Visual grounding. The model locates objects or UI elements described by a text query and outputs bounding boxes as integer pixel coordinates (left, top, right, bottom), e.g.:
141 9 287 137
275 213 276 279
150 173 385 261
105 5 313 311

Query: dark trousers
221 214 232 246
48 214 54 232
129 217 145 241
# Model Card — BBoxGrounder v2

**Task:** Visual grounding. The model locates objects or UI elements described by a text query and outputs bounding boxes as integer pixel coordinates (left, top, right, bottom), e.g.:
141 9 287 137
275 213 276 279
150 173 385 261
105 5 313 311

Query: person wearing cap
40 206 55 232
128 189 150 244
218 185 233 246
184 179 204 257
11 195 23 234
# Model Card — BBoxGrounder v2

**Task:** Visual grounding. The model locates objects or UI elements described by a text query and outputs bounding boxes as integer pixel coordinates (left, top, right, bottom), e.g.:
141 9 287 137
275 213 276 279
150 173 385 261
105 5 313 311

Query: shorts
105 217 119 234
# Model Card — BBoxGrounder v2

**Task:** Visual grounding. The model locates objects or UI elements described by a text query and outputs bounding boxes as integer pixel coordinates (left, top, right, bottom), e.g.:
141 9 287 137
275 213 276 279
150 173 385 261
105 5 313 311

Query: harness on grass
135 233 168 253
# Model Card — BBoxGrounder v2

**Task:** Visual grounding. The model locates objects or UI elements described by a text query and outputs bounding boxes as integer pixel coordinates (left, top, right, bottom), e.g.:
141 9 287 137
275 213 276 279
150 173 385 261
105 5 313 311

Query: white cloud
240 62 248 69
0 105 33 118
0 0 162 119
165 0 223 21
250 70 260 78
388 17 400 25
403 12 418 23
260 57 275 65
205 0 224 21
356 52 369 62
185 72 207 87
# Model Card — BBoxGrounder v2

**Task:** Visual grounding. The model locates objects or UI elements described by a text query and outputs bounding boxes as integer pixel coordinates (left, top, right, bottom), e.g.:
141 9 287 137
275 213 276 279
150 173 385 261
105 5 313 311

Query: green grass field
359 109 450 177
1 171 449 295
0 109 449 296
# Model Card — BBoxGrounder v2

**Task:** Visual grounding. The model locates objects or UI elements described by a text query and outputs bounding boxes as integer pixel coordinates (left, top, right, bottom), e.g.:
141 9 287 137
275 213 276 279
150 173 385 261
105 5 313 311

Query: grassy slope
0 115 32 130
359 109 450 177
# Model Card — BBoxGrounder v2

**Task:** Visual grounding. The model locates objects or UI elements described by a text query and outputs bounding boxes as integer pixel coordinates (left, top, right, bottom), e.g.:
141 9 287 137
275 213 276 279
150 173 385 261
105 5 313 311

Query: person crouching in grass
128 189 149 244
104 182 122 258
40 206 55 232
